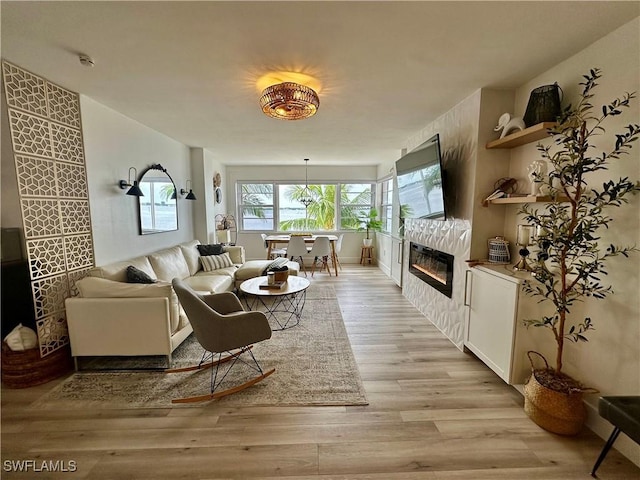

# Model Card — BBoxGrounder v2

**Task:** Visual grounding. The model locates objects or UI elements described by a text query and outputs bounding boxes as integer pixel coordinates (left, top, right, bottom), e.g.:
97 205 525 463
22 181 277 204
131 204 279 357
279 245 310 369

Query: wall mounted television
396 133 446 220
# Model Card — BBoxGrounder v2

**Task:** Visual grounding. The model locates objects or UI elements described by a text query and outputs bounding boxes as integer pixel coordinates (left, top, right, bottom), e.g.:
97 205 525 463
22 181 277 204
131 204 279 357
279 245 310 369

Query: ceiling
1 1 638 166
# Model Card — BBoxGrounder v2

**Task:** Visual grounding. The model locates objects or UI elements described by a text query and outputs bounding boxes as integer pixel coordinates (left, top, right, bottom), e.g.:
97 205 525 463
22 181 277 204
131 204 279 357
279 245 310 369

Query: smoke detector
78 54 95 67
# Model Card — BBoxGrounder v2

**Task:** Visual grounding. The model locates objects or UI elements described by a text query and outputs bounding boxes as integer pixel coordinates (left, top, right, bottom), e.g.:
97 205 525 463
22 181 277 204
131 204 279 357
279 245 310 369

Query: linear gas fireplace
409 242 454 298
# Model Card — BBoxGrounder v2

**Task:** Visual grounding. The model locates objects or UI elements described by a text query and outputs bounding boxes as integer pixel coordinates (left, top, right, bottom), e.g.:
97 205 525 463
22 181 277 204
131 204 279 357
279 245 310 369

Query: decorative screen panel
2 60 94 357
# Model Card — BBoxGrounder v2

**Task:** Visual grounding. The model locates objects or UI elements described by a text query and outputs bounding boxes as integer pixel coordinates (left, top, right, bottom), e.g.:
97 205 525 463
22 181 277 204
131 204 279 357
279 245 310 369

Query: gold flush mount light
260 82 319 120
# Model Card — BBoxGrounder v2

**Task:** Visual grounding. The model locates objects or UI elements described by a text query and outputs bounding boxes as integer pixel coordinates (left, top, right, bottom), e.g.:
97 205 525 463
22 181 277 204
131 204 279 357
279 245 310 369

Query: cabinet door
465 268 518 383
390 238 403 286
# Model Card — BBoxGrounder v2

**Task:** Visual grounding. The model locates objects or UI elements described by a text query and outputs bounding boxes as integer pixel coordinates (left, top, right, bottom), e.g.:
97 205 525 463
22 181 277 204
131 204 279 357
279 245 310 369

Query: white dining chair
286 235 308 277
308 236 332 277
261 233 286 259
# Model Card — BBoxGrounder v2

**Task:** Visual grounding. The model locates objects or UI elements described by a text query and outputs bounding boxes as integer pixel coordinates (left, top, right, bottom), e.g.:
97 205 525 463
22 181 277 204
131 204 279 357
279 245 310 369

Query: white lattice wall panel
21 198 62 238
67 268 92 298
46 82 81 129
26 237 66 280
32 274 69 320
3 60 93 357
2 62 48 116
52 123 84 163
8 110 53 157
14 155 57 197
55 162 88 198
64 234 94 271
60 200 91 234
36 315 69 357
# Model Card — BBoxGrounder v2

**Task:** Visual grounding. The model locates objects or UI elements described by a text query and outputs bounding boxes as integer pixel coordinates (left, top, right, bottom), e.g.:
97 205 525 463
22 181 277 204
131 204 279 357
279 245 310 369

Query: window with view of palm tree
238 182 375 231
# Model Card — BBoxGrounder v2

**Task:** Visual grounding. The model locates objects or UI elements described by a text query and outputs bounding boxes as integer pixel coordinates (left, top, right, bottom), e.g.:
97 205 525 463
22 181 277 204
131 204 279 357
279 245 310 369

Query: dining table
264 234 340 276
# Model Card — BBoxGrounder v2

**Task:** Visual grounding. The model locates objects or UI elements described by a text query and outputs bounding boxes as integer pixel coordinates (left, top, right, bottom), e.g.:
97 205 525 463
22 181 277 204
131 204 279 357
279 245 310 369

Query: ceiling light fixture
259 82 319 120
300 158 313 207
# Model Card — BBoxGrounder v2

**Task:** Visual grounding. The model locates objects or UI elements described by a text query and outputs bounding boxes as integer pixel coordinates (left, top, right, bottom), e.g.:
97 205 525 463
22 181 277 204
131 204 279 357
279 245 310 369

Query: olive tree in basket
519 69 639 434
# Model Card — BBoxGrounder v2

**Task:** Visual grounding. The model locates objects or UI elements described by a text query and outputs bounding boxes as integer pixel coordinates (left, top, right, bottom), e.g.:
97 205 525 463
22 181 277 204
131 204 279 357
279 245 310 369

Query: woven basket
523 351 587 436
273 269 289 283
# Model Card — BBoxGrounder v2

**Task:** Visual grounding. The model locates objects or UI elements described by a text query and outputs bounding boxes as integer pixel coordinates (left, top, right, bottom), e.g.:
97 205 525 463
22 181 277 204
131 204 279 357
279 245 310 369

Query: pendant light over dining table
260 82 319 120
300 158 313 207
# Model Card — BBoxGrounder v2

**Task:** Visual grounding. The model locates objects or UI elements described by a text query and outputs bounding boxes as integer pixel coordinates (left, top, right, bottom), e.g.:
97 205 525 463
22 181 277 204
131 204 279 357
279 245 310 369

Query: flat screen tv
396 133 446 220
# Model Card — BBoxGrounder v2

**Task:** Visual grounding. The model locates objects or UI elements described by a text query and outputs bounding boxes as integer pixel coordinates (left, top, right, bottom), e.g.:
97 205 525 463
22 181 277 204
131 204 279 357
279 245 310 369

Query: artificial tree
520 68 639 391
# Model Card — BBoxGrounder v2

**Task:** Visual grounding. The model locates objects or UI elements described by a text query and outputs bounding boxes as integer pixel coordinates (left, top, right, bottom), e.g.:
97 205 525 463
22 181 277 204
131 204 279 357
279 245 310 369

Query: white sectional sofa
65 240 298 368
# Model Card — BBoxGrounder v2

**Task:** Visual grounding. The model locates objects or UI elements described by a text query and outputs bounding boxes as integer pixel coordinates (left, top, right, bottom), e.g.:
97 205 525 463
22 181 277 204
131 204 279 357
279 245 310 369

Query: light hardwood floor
2 265 638 479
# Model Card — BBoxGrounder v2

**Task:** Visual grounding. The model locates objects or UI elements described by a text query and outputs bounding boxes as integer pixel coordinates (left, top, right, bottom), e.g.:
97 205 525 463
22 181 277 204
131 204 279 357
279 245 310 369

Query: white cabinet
390 236 404 286
464 266 521 383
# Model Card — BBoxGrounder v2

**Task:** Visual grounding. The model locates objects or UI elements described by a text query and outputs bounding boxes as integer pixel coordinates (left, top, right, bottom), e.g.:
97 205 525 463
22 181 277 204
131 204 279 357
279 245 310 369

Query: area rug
30 285 368 409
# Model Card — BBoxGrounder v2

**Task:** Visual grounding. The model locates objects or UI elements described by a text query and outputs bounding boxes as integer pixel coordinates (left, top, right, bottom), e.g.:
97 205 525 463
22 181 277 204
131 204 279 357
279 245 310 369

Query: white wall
81 96 195 265
402 90 481 349
506 17 640 463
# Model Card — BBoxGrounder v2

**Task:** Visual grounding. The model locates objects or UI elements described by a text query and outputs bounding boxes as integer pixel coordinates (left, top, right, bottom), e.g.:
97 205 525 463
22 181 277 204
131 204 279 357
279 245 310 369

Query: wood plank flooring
2 265 639 479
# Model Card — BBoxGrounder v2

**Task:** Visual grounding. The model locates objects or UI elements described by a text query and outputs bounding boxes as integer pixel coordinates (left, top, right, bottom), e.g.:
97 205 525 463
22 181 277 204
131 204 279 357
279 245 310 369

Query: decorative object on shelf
214 187 222 204
119 167 143 197
487 236 510 264
214 214 237 245
482 177 518 205
527 160 548 195
213 171 222 188
260 82 319 120
180 180 197 200
523 82 563 127
519 69 640 435
494 113 526 139
357 208 383 246
513 224 535 272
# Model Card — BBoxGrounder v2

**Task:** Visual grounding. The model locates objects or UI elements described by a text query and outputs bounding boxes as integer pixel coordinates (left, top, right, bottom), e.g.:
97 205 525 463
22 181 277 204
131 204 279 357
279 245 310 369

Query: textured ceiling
1 1 638 165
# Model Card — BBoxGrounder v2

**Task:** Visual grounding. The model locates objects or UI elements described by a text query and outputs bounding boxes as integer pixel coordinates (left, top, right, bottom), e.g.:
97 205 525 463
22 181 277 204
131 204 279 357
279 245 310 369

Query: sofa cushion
126 265 157 284
76 277 181 333
148 246 190 282
197 243 225 256
200 252 234 271
224 245 245 265
179 240 202 276
182 274 233 294
88 256 156 283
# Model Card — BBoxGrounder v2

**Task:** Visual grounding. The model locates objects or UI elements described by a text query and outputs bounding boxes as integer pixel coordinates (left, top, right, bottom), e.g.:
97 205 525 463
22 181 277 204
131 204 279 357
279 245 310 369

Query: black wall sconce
119 167 143 197
180 180 197 200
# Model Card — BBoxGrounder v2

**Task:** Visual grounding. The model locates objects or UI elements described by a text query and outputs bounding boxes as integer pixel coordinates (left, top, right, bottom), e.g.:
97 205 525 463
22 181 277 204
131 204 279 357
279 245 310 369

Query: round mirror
137 164 178 235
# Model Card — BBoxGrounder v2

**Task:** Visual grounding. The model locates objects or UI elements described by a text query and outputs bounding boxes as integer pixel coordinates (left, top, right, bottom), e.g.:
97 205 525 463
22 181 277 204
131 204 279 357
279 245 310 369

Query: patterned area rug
30 285 368 409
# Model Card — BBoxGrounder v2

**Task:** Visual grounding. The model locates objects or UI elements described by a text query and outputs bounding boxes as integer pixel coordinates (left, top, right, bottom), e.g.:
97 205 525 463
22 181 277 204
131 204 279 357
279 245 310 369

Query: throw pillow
200 252 234 271
126 265 157 284
197 243 225 256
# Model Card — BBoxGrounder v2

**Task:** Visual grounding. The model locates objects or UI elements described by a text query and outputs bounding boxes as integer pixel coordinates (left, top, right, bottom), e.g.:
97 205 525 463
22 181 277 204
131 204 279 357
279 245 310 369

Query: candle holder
513 224 535 272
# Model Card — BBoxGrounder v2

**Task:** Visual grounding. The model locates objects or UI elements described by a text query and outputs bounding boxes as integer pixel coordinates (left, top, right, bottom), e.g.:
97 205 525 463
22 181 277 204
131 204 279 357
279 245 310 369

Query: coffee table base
242 289 307 331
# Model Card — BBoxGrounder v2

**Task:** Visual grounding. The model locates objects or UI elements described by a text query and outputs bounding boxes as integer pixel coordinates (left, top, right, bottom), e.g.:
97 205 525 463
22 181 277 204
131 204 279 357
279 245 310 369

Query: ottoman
234 259 299 289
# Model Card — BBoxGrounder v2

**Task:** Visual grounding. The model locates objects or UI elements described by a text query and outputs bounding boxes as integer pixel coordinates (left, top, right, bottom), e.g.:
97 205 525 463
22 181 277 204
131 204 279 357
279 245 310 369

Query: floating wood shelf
486 195 570 205
486 122 557 149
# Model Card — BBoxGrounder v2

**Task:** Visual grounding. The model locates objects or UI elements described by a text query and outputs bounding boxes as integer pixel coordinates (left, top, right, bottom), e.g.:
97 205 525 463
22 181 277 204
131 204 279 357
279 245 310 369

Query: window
238 183 275 231
237 182 375 232
379 178 393 233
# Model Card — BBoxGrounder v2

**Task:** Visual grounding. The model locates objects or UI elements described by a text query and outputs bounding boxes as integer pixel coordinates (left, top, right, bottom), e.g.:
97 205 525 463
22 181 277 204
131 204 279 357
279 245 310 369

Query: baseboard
512 384 640 467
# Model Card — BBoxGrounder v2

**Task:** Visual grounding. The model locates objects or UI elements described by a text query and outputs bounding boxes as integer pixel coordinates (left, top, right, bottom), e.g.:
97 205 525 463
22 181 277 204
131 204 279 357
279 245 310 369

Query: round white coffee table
239 276 310 330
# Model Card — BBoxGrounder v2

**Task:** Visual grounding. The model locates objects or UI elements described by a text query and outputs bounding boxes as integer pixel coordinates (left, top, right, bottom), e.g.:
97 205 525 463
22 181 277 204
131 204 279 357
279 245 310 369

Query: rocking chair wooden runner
168 279 275 403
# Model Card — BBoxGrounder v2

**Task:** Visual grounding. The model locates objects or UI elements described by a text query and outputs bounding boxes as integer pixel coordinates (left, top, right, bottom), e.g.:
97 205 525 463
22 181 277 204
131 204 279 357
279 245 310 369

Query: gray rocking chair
168 278 275 403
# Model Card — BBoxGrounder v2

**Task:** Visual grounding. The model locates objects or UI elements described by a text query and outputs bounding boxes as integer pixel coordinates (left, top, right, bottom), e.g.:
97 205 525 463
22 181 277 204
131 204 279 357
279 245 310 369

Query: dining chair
287 235 308 277
308 236 332 277
261 233 286 259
